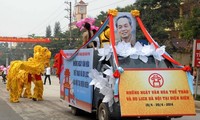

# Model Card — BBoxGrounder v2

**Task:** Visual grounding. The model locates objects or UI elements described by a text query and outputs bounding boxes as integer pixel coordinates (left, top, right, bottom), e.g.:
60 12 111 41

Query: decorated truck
53 10 196 120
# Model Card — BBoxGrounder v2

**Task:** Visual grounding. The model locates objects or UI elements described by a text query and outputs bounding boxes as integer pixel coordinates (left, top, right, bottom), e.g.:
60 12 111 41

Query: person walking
2 65 7 84
44 67 51 85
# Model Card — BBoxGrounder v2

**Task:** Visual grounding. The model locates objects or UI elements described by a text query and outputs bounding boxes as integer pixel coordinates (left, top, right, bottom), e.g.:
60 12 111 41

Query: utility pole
65 1 72 40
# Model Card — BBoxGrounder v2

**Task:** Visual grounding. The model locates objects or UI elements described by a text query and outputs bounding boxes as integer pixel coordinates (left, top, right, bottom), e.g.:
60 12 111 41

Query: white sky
0 0 136 37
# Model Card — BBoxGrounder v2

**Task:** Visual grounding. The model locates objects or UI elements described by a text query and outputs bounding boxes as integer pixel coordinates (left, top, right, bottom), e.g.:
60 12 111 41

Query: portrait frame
114 12 136 46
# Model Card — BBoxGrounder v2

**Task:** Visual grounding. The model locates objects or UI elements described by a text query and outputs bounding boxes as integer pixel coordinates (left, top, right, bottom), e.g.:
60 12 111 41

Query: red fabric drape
53 52 62 78
109 14 119 66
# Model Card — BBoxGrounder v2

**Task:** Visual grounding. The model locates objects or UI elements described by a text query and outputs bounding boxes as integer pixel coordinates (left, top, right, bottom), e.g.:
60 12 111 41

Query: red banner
0 37 51 43
109 14 119 66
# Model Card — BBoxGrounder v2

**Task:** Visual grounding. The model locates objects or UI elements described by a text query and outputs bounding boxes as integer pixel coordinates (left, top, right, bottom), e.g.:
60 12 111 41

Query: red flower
113 70 120 78
182 65 191 72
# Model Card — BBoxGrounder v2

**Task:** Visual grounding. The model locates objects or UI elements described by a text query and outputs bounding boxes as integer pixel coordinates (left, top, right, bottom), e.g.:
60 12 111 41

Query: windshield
118 56 175 69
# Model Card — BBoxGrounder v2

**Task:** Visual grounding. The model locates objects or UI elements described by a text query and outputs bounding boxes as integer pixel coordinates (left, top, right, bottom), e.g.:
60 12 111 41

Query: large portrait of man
114 12 136 47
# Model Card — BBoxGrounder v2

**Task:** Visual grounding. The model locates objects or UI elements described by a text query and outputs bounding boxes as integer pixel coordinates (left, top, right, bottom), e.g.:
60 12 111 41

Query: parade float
53 10 196 120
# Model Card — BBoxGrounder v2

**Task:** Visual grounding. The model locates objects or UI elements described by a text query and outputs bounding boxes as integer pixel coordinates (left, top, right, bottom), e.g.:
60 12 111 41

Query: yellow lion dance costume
6 45 51 103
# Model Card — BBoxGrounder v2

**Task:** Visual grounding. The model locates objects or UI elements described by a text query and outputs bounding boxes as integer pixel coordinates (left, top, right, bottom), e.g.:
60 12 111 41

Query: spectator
193 67 197 84
2 65 7 84
44 67 51 85
82 22 94 48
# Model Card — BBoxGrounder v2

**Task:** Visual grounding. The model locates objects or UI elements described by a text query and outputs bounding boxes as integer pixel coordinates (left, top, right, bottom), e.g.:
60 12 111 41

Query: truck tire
71 106 80 116
98 103 110 120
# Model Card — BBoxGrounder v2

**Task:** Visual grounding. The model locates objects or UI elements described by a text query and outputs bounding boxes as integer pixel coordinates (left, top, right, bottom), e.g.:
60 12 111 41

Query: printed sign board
119 69 196 117
60 48 94 112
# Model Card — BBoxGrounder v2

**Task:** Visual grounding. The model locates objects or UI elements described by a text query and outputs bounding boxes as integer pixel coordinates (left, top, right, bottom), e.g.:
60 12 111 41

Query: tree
180 6 200 41
46 25 52 38
28 34 36 38
134 0 180 44
54 22 62 38
0 43 8 65
95 11 108 27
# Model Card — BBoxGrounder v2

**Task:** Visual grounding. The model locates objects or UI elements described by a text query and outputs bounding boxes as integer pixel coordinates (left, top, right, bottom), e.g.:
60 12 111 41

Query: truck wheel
98 103 110 120
71 107 79 116
164 118 171 120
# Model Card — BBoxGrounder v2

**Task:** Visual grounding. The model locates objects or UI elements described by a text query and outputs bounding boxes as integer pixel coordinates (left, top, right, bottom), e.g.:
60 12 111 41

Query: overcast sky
0 0 136 37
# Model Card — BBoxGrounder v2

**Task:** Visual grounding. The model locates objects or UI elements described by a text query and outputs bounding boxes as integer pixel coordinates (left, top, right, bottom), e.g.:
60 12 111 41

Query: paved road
0 98 23 120
0 76 94 120
0 75 200 120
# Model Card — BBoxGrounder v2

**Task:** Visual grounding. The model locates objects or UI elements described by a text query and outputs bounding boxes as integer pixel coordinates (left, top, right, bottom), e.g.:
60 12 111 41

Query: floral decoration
131 10 140 17
113 70 120 78
108 9 118 17
89 67 115 107
182 65 191 72
98 44 112 61
116 41 165 63
97 41 165 63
